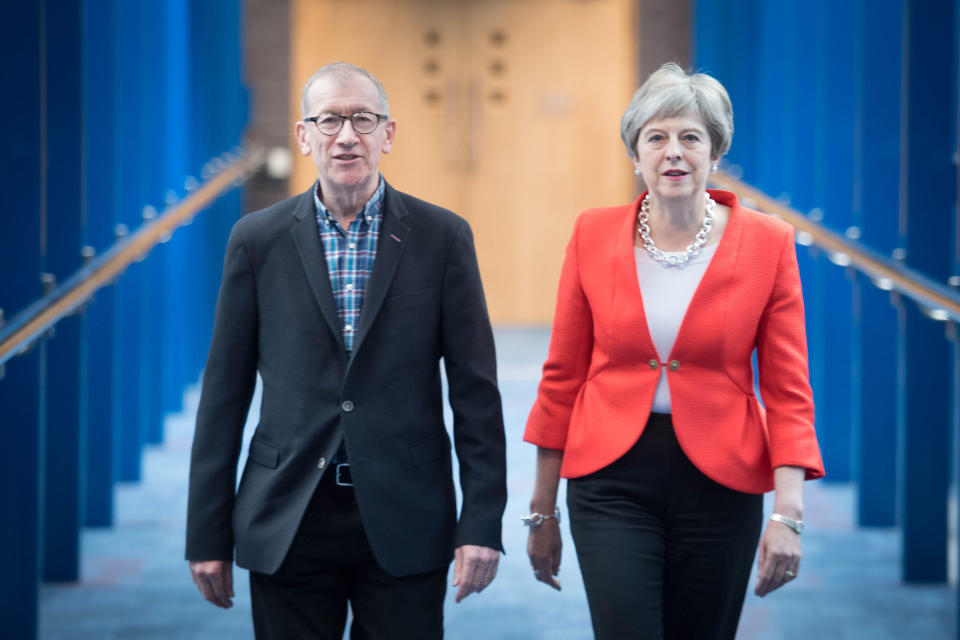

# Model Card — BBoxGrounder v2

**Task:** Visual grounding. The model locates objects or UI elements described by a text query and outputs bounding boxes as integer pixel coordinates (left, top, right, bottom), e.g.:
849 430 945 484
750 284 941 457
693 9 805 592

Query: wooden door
291 0 637 323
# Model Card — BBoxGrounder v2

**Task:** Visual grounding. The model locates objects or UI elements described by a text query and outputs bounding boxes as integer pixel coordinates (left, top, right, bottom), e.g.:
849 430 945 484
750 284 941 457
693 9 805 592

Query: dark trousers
249 470 448 640
567 413 763 640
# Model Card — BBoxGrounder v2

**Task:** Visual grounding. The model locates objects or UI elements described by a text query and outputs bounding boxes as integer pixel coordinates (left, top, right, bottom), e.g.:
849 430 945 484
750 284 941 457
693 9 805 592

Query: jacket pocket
249 437 278 468
409 435 449 467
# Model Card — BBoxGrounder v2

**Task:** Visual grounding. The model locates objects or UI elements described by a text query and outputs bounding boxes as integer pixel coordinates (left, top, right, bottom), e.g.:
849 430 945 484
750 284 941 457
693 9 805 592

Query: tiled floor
40 328 956 639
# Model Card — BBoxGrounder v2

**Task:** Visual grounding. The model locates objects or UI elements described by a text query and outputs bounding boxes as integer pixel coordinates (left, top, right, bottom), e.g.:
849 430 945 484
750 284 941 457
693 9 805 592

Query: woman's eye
684 134 700 142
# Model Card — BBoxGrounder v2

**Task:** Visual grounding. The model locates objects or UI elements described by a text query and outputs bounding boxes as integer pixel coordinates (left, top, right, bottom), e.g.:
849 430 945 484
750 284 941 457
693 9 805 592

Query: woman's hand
527 520 562 590
753 519 801 597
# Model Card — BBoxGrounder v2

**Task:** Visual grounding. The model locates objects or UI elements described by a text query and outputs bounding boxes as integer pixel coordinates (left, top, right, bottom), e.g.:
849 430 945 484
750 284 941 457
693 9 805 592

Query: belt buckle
335 462 353 487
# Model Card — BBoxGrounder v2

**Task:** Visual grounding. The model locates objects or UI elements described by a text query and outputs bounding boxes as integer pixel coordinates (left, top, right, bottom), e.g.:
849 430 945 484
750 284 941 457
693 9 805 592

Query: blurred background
1 0 958 638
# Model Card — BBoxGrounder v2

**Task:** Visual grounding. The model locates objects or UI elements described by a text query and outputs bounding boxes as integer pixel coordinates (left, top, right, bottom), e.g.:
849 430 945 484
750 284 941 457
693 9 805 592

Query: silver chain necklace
637 192 716 267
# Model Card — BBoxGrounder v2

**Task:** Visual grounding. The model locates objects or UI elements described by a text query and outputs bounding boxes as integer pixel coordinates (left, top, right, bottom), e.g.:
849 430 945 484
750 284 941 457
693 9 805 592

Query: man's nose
335 120 360 145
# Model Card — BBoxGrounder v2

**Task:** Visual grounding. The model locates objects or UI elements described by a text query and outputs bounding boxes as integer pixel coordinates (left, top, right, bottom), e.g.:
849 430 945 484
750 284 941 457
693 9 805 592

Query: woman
522 63 825 640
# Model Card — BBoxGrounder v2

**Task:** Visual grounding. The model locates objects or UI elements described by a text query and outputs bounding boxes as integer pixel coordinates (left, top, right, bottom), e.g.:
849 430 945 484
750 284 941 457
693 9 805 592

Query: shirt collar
314 176 385 231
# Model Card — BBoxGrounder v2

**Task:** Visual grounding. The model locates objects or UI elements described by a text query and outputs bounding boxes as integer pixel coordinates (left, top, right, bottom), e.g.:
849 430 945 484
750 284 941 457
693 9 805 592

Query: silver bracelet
770 513 804 534
521 507 561 528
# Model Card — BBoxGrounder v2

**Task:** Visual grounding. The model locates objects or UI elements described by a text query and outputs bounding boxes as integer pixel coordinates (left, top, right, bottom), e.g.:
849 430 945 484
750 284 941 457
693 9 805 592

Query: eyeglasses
304 112 388 136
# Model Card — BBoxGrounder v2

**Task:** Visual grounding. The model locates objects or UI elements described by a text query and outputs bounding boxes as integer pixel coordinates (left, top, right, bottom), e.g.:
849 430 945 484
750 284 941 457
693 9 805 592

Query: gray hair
300 62 390 119
619 62 733 161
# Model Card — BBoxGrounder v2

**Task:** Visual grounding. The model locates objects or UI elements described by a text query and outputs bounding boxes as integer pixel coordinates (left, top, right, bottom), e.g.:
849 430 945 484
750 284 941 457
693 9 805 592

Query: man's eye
353 114 375 126
320 116 341 126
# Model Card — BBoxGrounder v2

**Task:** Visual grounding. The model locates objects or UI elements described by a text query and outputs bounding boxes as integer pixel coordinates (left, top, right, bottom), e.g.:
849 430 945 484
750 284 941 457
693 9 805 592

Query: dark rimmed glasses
304 112 388 136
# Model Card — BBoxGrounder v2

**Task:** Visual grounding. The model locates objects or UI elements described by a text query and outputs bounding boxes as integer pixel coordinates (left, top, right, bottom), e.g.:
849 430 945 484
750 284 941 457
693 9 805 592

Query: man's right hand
189 560 235 608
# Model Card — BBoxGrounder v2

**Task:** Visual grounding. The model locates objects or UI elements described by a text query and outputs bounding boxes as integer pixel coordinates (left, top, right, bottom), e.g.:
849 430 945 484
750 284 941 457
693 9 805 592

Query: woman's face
634 112 715 205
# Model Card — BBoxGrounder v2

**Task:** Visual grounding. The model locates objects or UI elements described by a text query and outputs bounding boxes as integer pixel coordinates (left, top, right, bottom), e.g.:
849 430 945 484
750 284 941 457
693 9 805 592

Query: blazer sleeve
523 213 594 450
439 220 507 551
756 226 825 480
185 222 260 561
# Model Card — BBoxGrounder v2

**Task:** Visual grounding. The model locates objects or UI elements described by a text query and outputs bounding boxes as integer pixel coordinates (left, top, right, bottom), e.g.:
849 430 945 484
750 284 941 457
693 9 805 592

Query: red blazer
524 190 825 493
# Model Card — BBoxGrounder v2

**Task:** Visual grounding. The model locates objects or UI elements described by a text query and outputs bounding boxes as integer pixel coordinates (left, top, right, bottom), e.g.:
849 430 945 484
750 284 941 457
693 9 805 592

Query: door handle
466 75 480 173
445 75 459 171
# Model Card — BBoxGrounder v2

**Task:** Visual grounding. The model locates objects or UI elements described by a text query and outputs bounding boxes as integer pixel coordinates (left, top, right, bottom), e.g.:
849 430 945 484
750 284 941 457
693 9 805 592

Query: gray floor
40 327 956 639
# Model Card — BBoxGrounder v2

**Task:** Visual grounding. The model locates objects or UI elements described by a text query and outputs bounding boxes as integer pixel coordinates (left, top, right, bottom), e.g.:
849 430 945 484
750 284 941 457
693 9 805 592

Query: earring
634 168 642 176
710 165 719 174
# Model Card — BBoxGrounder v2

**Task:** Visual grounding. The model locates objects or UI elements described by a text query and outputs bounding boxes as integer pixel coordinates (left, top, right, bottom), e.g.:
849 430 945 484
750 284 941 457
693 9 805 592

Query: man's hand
451 544 499 603
189 560 235 608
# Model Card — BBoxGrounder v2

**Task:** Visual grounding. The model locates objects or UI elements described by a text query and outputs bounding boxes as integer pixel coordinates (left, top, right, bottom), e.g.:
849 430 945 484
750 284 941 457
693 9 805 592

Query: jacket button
317 457 326 469
341 400 354 412
668 360 680 371
648 359 659 370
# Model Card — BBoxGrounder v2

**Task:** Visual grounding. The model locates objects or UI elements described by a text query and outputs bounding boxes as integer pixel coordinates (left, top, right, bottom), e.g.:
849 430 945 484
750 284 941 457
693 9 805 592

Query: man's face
295 73 395 197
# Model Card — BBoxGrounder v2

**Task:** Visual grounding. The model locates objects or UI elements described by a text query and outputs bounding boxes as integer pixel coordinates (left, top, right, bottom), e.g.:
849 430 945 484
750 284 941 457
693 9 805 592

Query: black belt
330 442 352 487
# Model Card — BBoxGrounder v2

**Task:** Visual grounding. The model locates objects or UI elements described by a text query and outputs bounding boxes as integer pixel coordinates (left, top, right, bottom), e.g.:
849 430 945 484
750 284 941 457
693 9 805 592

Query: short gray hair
620 62 733 161
300 62 390 119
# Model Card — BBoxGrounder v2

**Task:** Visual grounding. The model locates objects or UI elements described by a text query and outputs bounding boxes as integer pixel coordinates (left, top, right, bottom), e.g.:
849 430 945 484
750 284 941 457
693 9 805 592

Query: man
186 62 506 639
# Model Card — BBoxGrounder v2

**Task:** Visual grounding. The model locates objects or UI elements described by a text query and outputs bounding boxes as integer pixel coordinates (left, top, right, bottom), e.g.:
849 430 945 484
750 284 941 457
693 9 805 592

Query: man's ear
295 121 312 157
381 119 396 154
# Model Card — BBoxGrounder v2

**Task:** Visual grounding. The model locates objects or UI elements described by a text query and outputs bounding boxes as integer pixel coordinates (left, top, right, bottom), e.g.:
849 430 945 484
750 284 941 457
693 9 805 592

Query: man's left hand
452 544 500 602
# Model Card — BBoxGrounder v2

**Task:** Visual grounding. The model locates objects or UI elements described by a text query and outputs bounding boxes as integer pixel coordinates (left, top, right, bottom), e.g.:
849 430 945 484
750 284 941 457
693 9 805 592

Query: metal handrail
710 172 960 324
0 147 267 368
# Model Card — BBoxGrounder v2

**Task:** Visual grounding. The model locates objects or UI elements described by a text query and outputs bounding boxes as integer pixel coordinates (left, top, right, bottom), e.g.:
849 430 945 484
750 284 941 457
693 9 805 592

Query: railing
0 147 267 369
710 172 960 324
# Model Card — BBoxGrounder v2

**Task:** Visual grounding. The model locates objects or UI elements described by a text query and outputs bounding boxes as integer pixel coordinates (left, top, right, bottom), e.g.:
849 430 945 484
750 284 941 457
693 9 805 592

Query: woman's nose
665 137 682 160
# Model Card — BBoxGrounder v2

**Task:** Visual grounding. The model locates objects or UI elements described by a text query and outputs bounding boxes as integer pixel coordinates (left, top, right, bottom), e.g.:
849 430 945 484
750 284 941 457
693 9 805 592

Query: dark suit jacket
185 182 507 576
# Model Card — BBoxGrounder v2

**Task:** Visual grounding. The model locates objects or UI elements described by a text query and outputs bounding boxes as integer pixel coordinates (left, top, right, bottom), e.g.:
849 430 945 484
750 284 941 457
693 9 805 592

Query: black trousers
249 470 448 640
567 413 763 640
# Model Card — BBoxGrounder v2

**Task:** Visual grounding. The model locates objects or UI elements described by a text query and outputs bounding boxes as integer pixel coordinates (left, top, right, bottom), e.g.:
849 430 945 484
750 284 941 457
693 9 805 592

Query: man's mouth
334 154 360 161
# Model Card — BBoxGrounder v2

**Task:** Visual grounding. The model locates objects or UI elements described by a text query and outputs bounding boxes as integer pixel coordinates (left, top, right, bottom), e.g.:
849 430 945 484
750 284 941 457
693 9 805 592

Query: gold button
669 360 680 371
648 359 659 370
317 457 326 470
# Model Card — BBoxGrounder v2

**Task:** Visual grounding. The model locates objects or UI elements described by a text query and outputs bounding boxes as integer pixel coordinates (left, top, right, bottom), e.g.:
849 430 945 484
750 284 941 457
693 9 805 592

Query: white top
634 243 719 413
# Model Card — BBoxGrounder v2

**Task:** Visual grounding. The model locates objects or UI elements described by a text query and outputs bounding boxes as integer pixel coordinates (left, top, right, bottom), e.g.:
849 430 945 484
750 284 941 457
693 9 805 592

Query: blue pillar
139 0 164 446
899 0 956 583
161 0 192 416
114 0 144 483
0 2 43 634
754 1 794 196
855 0 903 527
42 0 84 583
807 0 857 484
82 0 118 528
787 0 831 481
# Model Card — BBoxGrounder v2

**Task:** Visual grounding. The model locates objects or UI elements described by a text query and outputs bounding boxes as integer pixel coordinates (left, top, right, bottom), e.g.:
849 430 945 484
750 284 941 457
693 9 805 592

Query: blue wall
0 1 248 636
694 0 958 586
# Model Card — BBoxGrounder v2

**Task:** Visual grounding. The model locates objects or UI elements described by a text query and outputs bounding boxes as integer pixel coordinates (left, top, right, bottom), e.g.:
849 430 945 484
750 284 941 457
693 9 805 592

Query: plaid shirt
314 177 385 351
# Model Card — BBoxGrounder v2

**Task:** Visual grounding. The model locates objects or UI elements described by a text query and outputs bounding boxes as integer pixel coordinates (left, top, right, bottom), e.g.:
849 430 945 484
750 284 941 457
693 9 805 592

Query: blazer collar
290 180 412 360
349 182 410 363
290 185 344 348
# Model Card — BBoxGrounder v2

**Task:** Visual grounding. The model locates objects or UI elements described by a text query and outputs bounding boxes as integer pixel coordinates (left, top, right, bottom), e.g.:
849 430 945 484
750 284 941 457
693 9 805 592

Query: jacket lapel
349 183 410 362
290 185 345 349
613 195 659 357
669 189 743 357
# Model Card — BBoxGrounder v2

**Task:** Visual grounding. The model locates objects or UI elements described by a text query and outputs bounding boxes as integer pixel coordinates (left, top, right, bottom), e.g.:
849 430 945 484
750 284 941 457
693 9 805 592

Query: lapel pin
390 234 402 243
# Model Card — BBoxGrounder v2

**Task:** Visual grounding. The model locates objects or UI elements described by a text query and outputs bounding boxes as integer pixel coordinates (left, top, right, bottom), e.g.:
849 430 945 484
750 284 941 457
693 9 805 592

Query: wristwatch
770 513 804 534
521 507 561 528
